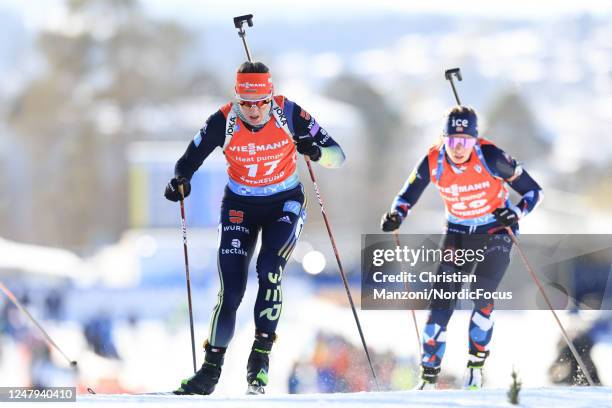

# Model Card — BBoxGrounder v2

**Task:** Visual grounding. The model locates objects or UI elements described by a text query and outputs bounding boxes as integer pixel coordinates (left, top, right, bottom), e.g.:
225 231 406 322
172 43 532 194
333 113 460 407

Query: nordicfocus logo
439 181 491 196
228 140 290 155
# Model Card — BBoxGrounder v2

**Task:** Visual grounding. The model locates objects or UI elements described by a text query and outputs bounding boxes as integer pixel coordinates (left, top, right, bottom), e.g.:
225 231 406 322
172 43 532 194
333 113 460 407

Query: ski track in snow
6 387 612 408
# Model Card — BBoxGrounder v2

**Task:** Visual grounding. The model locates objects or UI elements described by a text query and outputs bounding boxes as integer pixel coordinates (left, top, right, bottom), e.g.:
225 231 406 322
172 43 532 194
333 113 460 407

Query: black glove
164 177 191 202
381 211 403 232
296 137 321 161
492 207 519 227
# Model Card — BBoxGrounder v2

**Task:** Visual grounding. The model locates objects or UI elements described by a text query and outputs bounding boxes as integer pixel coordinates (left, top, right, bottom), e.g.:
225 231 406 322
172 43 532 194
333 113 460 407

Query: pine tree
507 367 522 405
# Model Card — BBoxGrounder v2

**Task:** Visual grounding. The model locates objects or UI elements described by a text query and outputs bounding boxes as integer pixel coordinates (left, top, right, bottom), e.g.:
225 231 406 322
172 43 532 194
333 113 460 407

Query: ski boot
246 331 276 395
174 341 226 395
463 350 489 390
414 366 440 390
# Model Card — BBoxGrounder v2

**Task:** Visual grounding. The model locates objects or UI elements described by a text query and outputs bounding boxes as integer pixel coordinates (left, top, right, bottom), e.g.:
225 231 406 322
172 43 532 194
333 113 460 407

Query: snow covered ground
5 387 612 408
3 278 611 393
3 277 611 405
96 285 612 393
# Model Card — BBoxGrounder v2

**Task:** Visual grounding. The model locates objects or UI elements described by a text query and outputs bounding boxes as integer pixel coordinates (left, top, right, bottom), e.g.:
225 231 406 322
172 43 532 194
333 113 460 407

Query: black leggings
207 185 307 347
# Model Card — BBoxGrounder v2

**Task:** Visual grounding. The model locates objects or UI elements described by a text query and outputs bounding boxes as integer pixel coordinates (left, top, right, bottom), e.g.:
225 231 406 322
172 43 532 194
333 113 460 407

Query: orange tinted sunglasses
237 99 271 108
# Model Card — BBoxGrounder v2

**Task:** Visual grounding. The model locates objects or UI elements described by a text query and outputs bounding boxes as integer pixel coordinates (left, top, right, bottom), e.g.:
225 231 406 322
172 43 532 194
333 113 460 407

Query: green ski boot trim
256 368 269 386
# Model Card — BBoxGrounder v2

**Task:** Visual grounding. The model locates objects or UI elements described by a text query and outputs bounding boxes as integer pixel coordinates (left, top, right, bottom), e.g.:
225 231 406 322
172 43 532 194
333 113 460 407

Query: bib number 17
245 159 281 178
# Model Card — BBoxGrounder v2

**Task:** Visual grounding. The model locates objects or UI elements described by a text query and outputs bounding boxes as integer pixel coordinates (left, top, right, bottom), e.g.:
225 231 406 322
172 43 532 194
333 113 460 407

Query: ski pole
304 157 380 391
233 14 254 62
505 228 596 386
392 232 421 355
178 184 197 375
0 281 77 368
232 14 380 391
445 68 463 105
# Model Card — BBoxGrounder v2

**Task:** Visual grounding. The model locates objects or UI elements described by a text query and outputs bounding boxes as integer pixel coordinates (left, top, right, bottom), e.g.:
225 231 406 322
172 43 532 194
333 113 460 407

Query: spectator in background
44 289 64 321
84 312 120 359
288 331 415 393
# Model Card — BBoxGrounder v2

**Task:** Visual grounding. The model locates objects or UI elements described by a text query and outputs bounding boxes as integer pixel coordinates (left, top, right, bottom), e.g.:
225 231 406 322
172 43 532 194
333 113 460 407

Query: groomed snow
35 387 612 408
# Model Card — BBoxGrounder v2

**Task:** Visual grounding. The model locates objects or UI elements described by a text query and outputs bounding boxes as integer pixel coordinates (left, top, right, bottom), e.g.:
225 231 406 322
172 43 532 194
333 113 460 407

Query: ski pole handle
444 67 462 81
233 14 254 61
233 14 253 29
444 67 462 105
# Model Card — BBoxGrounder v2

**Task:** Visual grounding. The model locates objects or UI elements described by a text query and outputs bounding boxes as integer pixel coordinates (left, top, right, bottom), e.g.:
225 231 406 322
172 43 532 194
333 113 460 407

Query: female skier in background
381 106 542 389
